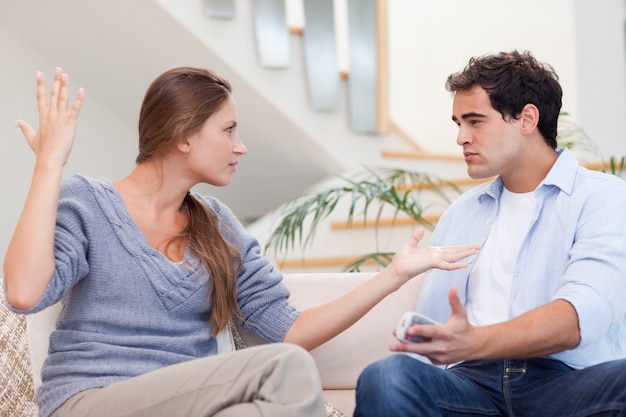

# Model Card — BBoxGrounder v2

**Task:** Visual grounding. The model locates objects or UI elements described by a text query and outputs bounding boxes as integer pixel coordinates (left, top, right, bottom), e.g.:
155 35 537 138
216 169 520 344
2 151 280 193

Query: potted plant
263 113 623 271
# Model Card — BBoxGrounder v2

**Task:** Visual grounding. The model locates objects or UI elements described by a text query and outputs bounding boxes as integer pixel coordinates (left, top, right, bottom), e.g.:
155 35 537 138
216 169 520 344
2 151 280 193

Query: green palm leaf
264 167 460 263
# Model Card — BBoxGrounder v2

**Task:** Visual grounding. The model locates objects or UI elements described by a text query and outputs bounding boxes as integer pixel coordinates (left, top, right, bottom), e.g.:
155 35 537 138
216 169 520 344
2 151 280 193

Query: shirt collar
540 148 578 195
478 148 577 203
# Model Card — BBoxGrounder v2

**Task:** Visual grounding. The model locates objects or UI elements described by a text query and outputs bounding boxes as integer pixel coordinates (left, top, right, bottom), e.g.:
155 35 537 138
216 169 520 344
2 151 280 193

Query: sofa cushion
1 281 38 417
281 272 423 390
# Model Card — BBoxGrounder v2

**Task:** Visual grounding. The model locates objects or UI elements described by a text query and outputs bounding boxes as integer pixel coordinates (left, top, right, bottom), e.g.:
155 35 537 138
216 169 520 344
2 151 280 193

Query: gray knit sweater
8 174 299 417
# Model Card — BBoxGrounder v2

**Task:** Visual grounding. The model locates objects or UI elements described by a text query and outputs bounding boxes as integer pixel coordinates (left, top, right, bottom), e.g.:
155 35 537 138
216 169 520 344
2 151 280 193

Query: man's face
452 86 524 181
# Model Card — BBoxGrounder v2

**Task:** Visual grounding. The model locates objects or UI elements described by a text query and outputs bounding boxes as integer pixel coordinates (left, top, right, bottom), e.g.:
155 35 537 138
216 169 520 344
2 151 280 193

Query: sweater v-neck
83 175 193 269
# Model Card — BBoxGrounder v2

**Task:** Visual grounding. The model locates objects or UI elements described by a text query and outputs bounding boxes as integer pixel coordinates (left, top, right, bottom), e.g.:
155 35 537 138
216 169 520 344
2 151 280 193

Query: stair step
276 256 382 269
331 214 440 230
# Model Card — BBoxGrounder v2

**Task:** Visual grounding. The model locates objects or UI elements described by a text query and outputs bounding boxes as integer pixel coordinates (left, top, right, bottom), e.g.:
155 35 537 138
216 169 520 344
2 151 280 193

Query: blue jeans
354 355 626 417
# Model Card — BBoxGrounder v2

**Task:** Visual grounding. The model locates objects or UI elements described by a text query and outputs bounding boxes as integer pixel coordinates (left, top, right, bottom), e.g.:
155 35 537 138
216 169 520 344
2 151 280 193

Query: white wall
388 0 626 158
0 25 137 259
572 0 626 159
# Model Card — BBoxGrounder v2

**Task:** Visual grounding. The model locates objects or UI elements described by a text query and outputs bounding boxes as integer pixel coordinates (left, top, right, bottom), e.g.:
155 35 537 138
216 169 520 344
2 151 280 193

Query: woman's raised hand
390 229 480 283
14 67 85 167
4 69 85 309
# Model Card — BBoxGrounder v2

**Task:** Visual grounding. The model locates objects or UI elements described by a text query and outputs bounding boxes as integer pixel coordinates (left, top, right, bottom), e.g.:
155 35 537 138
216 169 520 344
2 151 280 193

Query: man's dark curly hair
446 50 562 149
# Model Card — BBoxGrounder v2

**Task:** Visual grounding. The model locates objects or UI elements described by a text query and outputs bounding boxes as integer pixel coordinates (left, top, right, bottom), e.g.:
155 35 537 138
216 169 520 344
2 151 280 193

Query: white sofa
238 272 425 415
16 272 424 417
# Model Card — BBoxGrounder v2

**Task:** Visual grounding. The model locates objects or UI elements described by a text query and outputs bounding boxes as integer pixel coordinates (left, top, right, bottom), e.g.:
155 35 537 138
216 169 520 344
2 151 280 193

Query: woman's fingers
48 67 63 115
419 244 479 272
69 87 86 120
391 231 480 282
35 71 48 122
22 68 85 165
49 68 85 120
407 228 425 247
443 244 481 259
58 72 69 112
14 120 36 149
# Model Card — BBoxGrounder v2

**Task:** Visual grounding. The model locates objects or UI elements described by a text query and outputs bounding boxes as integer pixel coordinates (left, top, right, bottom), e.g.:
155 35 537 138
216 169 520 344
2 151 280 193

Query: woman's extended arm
4 68 84 310
283 229 480 350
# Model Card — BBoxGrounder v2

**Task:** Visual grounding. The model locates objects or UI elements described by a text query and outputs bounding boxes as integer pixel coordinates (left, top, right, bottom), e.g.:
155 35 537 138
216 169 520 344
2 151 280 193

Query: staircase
0 0 415 225
154 0 491 272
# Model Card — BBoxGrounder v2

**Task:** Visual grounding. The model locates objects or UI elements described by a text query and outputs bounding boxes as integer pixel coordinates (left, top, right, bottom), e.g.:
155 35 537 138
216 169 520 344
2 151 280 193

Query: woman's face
184 96 247 186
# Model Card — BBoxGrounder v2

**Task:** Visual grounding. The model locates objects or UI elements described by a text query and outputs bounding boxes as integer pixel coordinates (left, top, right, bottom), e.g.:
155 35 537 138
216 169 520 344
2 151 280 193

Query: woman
4 67 479 417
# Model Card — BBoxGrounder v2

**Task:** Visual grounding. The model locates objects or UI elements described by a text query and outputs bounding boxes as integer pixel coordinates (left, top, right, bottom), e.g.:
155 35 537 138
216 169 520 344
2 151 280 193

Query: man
354 50 626 416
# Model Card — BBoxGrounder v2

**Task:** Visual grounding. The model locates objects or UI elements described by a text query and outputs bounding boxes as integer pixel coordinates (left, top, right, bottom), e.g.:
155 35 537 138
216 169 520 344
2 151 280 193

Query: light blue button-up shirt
417 148 626 369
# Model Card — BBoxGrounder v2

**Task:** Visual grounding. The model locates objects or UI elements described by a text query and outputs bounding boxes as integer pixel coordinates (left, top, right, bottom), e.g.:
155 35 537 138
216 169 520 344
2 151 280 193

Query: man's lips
463 151 478 162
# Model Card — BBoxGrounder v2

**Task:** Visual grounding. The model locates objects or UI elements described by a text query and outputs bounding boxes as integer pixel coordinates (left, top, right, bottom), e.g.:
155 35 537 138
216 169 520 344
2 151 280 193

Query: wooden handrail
289 27 304 36
382 150 465 161
395 177 492 191
331 214 440 230
581 161 620 171
275 256 381 269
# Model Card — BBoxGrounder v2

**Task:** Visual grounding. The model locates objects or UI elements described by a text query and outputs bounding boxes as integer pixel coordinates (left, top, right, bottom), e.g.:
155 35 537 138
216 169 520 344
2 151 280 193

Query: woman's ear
177 136 192 154
520 103 540 134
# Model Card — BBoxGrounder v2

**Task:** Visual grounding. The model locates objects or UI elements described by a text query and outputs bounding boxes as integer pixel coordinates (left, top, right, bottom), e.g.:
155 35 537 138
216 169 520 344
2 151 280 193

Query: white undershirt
466 188 536 326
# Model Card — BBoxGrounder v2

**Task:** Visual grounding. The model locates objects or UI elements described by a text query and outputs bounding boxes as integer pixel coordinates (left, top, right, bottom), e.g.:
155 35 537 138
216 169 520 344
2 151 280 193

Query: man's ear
520 103 540 134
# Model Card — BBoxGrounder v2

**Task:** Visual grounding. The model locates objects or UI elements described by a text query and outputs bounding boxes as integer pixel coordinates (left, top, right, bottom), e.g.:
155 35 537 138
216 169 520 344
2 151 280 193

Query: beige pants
52 344 326 417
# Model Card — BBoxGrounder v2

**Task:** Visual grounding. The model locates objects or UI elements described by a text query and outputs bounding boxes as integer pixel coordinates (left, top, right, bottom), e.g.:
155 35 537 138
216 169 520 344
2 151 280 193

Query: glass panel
254 0 290 68
303 0 340 111
347 0 378 133
205 0 236 19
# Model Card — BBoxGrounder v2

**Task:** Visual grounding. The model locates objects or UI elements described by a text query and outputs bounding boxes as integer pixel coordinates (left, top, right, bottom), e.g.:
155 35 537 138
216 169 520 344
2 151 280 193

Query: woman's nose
234 134 247 155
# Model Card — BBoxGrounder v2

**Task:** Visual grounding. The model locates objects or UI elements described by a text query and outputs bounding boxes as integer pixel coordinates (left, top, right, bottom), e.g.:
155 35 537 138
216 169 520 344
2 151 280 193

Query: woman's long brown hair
137 67 242 336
